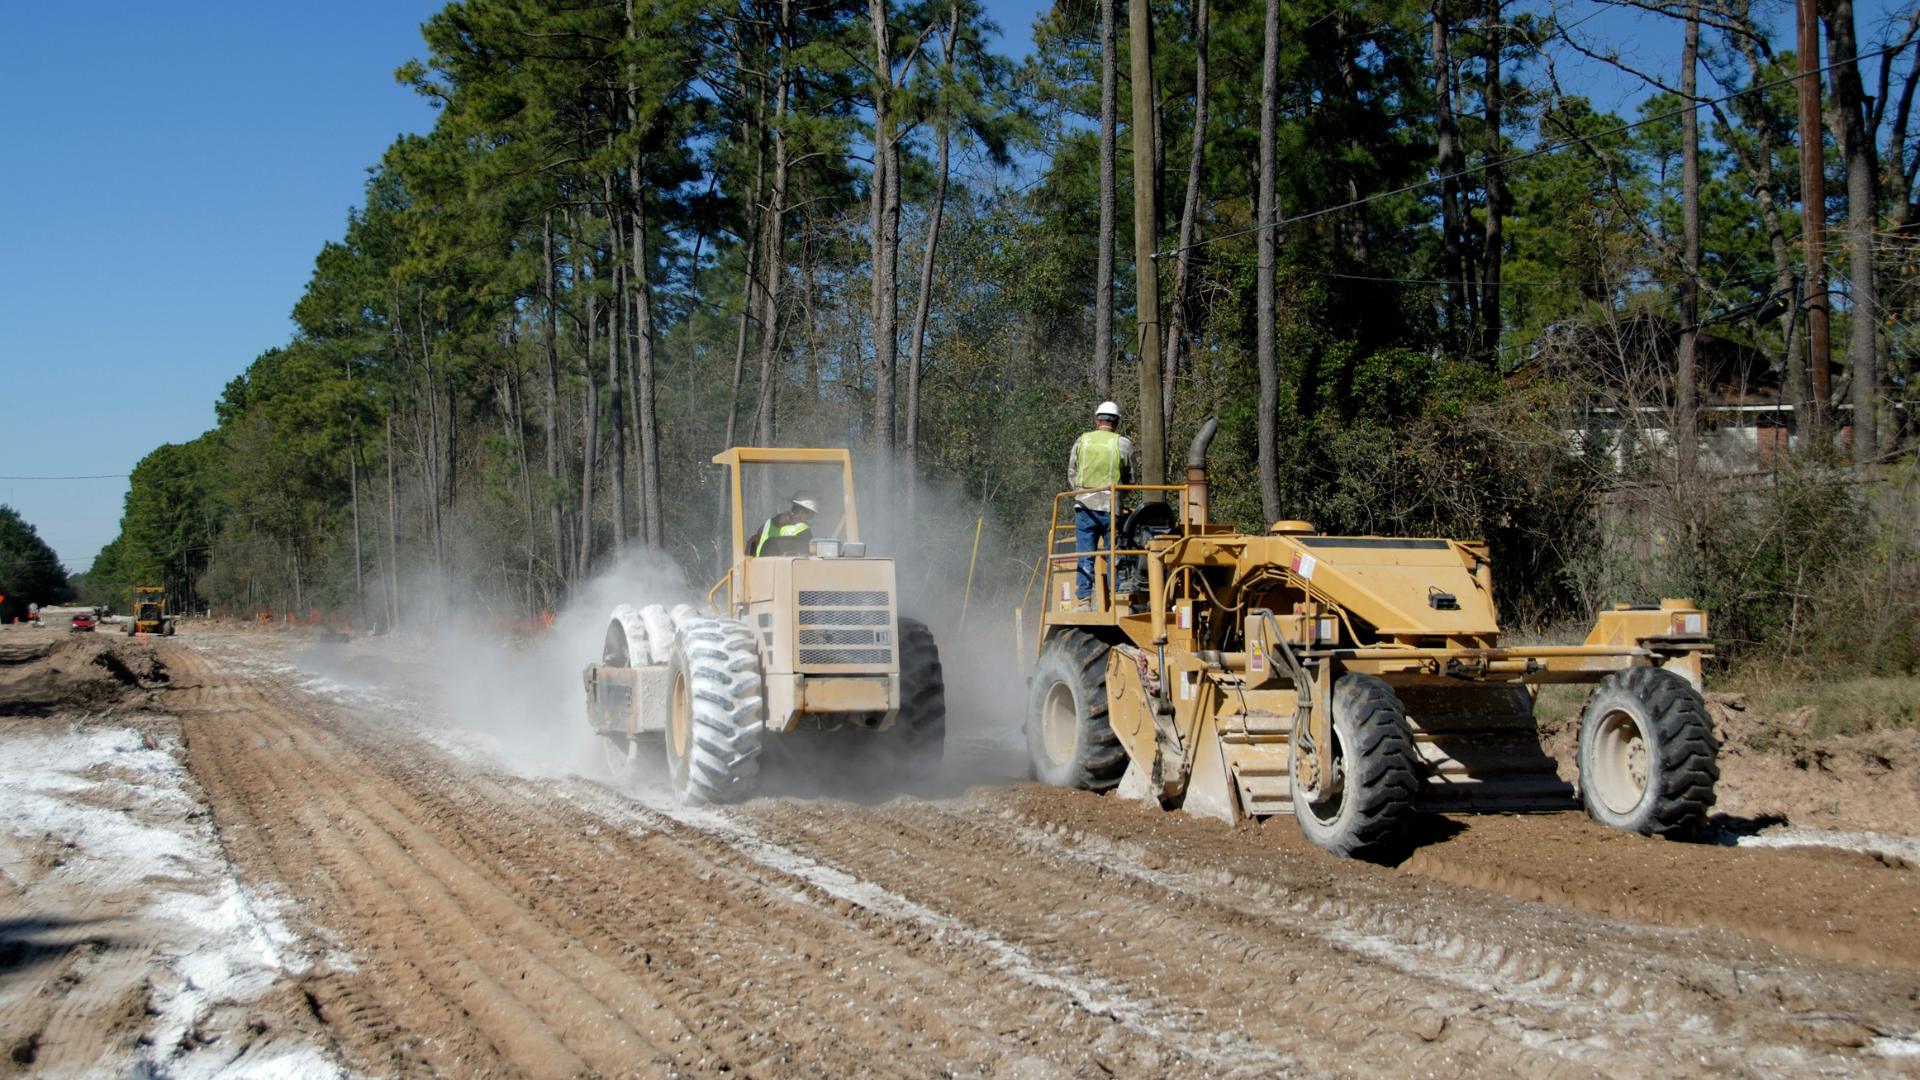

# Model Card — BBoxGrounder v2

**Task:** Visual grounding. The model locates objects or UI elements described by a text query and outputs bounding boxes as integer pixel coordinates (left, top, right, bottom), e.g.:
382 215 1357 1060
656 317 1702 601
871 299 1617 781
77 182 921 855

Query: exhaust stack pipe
1185 416 1218 527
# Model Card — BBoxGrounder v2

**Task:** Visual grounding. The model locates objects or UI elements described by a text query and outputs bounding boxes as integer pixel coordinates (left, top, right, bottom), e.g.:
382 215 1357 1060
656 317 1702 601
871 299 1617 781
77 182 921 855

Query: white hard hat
790 495 820 513
1095 400 1121 419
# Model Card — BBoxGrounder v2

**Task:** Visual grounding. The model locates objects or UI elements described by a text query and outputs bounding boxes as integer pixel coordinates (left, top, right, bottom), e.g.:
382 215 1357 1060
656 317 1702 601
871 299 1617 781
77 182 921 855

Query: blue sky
1 0 1908 573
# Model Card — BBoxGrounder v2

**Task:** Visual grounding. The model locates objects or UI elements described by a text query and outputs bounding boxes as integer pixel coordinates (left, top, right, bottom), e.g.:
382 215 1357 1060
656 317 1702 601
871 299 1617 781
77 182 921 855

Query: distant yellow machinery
583 448 944 803
1022 419 1717 858
126 586 174 637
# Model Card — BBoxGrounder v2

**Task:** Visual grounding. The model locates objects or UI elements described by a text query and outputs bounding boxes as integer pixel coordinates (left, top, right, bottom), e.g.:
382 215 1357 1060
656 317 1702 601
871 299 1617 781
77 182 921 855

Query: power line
0 473 129 481
1154 39 1912 261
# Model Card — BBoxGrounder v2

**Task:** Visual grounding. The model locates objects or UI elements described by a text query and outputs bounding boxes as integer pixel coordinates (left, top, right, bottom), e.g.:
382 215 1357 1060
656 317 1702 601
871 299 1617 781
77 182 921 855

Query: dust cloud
296 454 1041 802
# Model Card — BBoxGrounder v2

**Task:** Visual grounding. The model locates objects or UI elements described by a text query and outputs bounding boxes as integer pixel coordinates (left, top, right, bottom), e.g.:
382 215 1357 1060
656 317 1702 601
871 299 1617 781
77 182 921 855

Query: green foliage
0 505 73 620
82 0 1913 681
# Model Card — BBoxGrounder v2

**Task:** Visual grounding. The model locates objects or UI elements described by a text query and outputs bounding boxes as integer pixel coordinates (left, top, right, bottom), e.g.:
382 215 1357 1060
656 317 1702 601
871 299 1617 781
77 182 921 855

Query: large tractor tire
1025 630 1127 791
665 618 766 804
1291 673 1420 860
886 618 946 771
1576 666 1718 838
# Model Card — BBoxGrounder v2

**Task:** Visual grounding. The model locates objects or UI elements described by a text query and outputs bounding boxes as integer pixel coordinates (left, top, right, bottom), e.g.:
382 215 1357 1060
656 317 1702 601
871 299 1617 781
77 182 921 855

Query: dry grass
1718 671 1920 741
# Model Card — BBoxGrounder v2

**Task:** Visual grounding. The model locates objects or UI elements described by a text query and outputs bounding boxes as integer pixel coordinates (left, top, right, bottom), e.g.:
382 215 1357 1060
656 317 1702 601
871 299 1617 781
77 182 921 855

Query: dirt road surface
4 624 1919 1077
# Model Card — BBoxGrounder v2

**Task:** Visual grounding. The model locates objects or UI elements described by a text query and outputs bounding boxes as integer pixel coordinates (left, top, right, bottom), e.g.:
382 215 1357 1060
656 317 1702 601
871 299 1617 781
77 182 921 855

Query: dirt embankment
1704 692 1920 836
0 632 168 717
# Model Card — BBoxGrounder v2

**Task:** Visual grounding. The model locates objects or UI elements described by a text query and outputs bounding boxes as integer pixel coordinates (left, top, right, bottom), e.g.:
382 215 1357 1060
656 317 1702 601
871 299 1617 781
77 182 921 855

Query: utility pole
1130 0 1165 486
1795 0 1831 440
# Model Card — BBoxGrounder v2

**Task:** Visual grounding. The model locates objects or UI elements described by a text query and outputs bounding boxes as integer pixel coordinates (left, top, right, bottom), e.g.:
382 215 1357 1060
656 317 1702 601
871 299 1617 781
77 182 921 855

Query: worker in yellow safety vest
754 493 819 556
1067 402 1136 605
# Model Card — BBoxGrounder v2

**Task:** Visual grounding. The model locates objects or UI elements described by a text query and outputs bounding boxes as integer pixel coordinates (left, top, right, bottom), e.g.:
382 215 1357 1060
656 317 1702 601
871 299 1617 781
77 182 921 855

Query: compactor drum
583 448 945 803
1020 418 1718 858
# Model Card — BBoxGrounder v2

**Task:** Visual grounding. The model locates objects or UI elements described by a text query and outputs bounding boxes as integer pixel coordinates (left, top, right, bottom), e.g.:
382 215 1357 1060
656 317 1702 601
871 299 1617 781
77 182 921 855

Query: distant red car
69 613 96 633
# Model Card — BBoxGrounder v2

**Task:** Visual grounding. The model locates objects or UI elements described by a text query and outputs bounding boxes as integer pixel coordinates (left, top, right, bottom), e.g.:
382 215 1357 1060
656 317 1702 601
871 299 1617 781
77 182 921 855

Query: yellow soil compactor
1023 420 1717 858
583 448 944 803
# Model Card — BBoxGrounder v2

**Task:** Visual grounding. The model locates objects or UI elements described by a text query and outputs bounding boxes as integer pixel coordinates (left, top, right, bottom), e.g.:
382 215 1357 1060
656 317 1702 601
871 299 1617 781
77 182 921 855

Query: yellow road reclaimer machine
1022 419 1717 858
126 586 174 636
583 448 945 803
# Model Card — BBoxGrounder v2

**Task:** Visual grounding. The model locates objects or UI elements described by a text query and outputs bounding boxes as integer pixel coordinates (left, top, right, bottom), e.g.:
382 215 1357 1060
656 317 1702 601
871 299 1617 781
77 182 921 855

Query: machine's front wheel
665 618 766 804
1025 631 1126 790
1291 673 1420 860
1577 667 1718 837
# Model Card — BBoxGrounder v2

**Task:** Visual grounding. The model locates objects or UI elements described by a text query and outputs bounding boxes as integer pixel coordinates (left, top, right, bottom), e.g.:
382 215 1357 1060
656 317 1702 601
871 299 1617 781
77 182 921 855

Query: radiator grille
799 589 889 607
799 647 892 665
795 588 892 668
799 629 892 646
799 608 890 626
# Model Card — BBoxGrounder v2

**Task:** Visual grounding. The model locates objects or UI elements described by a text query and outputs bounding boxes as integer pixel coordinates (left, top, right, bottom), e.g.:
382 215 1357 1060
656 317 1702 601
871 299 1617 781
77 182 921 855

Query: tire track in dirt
234 686 1055 1076
170 639 1278 1076
382 766 1099 1074
706 796 1661 1077
291 695 1313 1076
947 789 1920 1067
1396 813 1920 970
558 782 1299 1076
169 647 686 1077
160 633 1920 1077
0 859 155 1077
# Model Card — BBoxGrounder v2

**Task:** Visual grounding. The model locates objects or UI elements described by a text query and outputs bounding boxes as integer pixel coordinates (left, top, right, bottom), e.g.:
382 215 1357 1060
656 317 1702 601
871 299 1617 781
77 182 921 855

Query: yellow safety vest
756 519 811 556
1074 429 1124 489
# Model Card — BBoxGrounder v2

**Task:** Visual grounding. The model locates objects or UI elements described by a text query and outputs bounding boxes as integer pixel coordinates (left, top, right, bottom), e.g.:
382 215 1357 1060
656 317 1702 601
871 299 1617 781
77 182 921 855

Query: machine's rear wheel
1577 666 1718 837
886 618 946 771
665 618 766 804
1291 674 1420 859
1025 631 1126 790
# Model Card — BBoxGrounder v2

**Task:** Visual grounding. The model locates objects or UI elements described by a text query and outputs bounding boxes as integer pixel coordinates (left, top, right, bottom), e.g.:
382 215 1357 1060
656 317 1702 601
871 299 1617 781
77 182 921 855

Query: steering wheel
1120 501 1179 548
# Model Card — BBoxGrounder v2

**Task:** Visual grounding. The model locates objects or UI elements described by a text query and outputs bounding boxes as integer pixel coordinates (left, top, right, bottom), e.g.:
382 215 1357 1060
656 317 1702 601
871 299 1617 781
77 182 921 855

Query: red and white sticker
1291 553 1317 580
1249 639 1265 672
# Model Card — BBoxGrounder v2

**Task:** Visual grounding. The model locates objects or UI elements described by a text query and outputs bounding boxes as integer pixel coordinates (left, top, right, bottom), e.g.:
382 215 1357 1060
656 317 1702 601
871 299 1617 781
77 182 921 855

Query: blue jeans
1074 505 1111 600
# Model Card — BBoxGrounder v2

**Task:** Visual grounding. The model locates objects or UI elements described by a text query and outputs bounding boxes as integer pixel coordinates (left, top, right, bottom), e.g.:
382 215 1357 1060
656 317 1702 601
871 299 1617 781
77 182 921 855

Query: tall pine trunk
1433 0 1466 342
1725 28 1807 436
1824 0 1880 462
1676 4 1701 483
1479 0 1504 365
1094 0 1117 399
541 215 568 589
869 0 902 462
579 288 600 577
754 0 792 447
1162 0 1208 436
605 176 629 556
1256 0 1280 522
626 0 664 546
385 410 401 627
905 0 960 495
726 35 766 453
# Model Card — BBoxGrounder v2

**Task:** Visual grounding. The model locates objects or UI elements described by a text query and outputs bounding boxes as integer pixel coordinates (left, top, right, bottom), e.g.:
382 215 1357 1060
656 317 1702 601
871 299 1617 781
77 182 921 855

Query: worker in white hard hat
1067 401 1137 606
755 492 819 556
